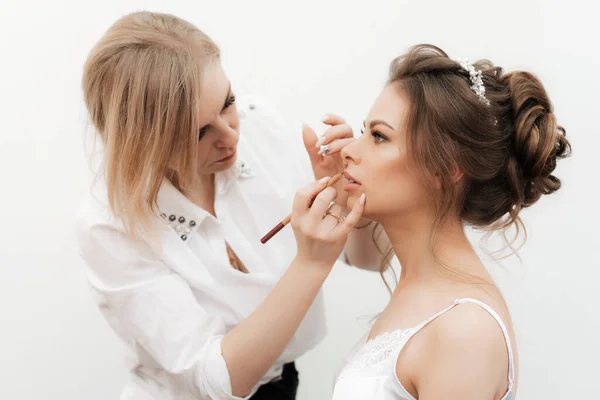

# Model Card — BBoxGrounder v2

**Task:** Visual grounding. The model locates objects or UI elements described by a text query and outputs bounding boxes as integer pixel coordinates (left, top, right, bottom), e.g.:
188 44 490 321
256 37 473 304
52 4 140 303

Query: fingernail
319 176 331 184
321 114 329 122
315 136 326 148
359 193 366 205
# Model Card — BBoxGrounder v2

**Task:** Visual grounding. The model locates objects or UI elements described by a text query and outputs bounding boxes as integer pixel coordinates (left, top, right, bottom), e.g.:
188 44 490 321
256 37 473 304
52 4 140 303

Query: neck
184 173 217 216
380 211 487 285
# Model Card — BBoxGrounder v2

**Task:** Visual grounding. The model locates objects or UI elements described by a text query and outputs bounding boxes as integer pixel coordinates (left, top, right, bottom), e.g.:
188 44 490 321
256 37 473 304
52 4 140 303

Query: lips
217 151 236 162
343 170 361 185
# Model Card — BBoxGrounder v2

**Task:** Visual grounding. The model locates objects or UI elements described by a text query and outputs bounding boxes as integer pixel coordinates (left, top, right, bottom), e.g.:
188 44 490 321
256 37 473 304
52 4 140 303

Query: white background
1 0 599 399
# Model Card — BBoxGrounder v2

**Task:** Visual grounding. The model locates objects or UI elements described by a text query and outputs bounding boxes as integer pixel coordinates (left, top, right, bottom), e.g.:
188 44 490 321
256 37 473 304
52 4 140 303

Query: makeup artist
76 11 384 400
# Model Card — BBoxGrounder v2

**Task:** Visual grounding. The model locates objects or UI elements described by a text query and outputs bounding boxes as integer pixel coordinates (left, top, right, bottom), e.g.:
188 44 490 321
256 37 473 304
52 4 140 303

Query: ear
432 165 464 189
449 165 464 184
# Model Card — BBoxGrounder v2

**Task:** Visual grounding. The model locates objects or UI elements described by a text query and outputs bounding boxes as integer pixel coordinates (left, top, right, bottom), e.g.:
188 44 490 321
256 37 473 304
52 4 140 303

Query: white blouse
76 96 327 400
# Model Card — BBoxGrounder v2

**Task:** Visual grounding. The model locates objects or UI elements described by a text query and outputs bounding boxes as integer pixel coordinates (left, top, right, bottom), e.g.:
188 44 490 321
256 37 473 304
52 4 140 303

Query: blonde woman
77 11 382 400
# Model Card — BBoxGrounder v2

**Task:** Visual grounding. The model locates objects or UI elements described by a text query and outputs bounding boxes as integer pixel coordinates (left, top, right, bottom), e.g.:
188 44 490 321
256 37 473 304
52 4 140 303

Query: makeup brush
260 173 343 244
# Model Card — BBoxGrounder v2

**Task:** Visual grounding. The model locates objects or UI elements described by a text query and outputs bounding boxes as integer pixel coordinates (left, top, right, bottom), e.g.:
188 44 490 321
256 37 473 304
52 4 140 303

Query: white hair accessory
457 58 490 106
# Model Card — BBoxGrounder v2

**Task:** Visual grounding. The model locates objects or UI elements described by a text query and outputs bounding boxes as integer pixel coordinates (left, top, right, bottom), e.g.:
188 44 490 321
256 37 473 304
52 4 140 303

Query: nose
213 116 239 148
341 135 361 167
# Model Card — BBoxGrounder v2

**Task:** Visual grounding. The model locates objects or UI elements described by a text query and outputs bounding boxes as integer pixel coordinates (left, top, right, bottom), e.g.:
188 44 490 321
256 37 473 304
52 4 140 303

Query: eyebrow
363 119 396 131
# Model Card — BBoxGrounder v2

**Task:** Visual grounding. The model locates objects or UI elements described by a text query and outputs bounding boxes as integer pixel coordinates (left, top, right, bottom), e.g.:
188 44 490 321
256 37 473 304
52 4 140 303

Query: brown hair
377 44 571 282
82 11 220 237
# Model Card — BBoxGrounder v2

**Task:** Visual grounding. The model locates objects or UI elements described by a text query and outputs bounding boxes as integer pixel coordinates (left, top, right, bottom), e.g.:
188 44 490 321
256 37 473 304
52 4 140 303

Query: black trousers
249 363 299 400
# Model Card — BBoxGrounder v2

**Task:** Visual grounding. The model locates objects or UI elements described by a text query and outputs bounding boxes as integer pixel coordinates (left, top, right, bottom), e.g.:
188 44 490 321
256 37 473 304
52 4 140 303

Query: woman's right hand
291 177 366 269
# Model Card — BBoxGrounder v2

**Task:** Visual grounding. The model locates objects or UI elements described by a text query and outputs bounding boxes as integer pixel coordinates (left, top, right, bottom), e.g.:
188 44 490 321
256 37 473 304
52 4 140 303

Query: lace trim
338 328 412 380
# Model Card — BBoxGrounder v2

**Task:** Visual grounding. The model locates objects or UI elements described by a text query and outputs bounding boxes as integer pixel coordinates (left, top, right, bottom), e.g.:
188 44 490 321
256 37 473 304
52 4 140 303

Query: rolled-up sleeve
76 219 253 400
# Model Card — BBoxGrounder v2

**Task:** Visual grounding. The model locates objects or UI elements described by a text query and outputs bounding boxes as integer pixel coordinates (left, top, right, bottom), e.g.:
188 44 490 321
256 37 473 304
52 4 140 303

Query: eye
199 126 208 141
224 94 236 109
371 130 387 143
198 94 236 141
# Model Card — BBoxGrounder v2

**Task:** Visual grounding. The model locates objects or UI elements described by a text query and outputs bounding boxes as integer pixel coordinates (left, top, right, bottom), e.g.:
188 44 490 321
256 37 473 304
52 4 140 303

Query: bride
325 44 570 399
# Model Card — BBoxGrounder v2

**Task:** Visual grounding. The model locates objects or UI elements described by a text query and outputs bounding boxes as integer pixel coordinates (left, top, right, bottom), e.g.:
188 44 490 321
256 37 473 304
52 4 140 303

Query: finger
334 193 366 236
321 113 346 126
292 176 331 219
302 124 323 164
324 123 354 140
321 212 340 231
327 202 344 216
307 187 338 221
320 203 344 230
302 123 318 152
320 138 354 156
315 123 354 149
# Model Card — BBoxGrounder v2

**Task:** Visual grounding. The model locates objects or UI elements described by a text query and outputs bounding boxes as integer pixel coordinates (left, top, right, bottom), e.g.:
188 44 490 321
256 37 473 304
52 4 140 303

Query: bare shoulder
411 300 513 399
435 300 510 351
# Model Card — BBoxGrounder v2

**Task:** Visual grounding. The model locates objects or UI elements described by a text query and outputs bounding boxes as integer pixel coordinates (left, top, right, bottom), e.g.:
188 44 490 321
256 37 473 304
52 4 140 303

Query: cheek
233 112 241 130
367 148 426 213
195 141 213 171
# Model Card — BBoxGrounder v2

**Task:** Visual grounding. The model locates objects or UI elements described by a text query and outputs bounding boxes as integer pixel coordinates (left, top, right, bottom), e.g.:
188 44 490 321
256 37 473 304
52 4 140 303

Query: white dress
333 298 516 400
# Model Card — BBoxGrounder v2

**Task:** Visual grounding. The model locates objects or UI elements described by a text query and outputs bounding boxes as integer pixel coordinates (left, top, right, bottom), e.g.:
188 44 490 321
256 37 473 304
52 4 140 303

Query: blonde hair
82 11 220 237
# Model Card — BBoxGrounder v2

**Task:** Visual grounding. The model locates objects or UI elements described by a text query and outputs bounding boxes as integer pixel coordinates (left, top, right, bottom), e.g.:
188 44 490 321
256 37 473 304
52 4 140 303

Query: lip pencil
260 173 343 244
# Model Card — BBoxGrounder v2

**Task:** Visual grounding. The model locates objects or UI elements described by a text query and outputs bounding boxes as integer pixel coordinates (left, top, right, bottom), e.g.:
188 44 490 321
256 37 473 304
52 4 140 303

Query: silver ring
318 144 332 155
324 211 342 223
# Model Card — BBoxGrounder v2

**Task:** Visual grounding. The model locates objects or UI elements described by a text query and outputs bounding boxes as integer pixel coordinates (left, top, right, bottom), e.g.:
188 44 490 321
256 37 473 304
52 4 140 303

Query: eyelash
199 94 237 141
224 94 236 108
199 127 208 141
361 127 387 143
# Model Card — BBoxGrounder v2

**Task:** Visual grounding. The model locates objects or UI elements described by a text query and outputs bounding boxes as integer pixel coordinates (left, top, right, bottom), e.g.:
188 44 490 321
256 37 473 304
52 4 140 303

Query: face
341 83 431 222
194 62 240 175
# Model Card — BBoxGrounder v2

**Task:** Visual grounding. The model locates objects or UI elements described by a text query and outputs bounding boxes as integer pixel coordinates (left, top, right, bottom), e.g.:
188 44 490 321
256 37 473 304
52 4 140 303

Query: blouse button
248 103 256 110
169 215 176 222
180 234 188 241
189 220 196 227
178 216 186 223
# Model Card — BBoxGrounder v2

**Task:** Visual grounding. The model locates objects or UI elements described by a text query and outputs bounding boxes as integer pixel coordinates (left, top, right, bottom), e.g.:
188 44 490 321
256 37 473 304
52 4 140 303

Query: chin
346 191 365 210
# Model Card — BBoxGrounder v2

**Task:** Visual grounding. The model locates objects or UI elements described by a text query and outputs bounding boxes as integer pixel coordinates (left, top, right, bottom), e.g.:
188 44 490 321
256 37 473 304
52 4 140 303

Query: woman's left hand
302 114 355 208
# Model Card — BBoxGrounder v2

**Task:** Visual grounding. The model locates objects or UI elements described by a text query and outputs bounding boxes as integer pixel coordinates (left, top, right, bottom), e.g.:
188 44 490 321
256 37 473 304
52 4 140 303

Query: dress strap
411 302 458 332
389 298 515 399
410 298 515 386
454 298 516 385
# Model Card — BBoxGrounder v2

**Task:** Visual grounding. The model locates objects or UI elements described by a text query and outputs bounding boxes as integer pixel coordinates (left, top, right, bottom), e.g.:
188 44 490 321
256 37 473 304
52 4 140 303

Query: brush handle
260 222 286 244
